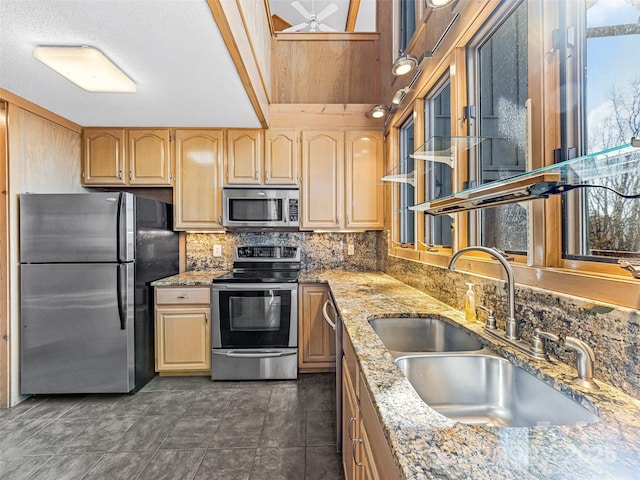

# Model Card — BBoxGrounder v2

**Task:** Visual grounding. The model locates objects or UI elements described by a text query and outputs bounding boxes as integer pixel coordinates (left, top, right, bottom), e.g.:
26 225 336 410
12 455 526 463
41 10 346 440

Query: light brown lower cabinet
154 286 211 373
298 284 336 372
342 330 401 480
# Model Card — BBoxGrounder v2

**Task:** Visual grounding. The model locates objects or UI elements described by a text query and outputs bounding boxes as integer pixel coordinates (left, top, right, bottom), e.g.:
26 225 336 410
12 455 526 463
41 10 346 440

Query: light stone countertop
299 270 640 480
151 271 228 286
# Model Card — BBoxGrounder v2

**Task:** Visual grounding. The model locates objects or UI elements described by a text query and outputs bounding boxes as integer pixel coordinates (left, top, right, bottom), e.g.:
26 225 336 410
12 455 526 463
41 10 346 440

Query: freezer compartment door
19 192 135 263
20 263 135 394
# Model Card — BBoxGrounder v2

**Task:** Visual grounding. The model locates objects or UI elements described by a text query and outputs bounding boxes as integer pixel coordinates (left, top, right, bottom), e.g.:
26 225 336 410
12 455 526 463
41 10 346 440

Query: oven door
211 283 298 349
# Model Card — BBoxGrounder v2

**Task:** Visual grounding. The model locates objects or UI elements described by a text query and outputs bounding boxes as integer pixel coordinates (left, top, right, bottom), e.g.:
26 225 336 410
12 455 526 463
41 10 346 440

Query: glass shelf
411 142 640 215
380 136 486 185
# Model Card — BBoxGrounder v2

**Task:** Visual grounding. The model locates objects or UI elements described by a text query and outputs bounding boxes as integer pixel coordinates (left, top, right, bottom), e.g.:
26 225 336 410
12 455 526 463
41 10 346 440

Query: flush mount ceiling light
33 46 136 92
369 104 390 119
391 54 419 76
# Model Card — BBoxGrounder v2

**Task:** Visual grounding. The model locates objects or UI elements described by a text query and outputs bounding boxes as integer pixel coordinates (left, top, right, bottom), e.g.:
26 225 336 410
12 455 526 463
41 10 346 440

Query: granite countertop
151 271 228 286
300 270 640 480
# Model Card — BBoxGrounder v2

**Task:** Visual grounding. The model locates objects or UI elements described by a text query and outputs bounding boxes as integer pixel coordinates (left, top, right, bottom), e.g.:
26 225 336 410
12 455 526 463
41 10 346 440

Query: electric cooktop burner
212 246 301 284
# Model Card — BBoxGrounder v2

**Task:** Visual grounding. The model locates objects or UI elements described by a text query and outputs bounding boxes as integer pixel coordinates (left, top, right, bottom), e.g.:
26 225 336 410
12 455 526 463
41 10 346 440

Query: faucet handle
565 336 600 390
530 329 560 360
477 305 496 330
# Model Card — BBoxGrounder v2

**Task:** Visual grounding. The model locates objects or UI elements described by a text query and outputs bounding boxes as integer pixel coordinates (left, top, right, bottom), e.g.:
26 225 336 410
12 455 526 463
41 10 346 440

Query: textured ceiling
0 0 261 128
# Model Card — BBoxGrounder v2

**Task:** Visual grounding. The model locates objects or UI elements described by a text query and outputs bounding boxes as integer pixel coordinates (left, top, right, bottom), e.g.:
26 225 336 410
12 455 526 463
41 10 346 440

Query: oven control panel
235 246 300 261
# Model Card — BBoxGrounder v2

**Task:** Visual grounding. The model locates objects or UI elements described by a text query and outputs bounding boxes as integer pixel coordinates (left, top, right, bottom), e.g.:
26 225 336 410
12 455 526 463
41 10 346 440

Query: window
467 1 529 255
398 117 415 245
423 79 452 247
562 0 640 260
400 0 417 51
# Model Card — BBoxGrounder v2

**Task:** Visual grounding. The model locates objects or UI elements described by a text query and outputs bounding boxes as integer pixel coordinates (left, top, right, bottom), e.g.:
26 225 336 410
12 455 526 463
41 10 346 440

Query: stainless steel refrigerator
19 192 179 394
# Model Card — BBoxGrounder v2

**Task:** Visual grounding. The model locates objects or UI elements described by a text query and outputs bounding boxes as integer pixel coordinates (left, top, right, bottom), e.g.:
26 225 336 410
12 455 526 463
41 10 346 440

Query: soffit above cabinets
0 0 260 128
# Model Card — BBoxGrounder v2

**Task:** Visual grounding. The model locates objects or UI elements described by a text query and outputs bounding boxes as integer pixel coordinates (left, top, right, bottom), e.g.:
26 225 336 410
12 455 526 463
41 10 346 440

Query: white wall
7 105 87 405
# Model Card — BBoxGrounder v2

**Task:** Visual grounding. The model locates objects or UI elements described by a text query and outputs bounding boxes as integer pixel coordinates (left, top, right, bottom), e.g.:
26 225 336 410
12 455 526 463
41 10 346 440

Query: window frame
386 0 638 309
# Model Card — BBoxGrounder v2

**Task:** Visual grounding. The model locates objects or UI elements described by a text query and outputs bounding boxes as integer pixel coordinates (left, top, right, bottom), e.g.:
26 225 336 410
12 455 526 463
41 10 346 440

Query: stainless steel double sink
369 316 599 427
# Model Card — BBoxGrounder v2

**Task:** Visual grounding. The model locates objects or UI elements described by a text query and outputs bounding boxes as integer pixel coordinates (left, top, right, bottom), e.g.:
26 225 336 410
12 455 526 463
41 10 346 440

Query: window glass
471 1 529 254
563 0 640 260
399 118 415 244
424 81 452 247
400 0 417 51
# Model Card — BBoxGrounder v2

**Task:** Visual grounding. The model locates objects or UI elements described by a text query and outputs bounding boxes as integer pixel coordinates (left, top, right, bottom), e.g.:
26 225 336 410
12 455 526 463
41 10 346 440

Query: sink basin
396 354 599 427
369 316 484 356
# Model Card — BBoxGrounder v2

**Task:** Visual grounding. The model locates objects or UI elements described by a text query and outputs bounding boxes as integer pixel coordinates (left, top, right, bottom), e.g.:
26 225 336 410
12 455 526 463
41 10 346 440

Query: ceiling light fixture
427 0 455 8
33 46 136 93
392 88 409 106
391 54 419 76
369 104 390 119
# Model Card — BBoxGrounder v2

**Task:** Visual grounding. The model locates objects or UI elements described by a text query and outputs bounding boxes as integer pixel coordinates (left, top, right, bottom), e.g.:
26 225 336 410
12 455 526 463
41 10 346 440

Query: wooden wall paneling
273 33 380 104
0 101 8 408
0 88 82 134
7 104 84 405
237 0 272 98
206 0 270 126
269 104 383 129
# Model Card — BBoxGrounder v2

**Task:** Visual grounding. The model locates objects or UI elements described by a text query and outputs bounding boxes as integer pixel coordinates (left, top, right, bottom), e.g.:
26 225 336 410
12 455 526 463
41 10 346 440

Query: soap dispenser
464 283 477 322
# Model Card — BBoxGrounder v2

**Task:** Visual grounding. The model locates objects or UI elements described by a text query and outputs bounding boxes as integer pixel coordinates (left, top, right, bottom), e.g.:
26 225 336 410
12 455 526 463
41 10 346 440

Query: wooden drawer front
156 287 210 305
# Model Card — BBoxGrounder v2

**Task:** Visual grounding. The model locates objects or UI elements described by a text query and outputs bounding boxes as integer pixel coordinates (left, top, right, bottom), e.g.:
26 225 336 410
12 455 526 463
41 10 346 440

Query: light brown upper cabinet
82 128 172 186
82 129 126 185
301 130 383 231
173 129 224 231
301 131 344 230
264 129 299 185
226 129 264 185
127 129 172 185
345 131 384 230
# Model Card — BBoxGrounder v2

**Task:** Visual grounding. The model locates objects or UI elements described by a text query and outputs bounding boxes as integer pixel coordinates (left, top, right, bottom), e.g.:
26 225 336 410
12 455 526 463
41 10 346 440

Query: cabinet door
264 129 298 185
345 131 384 230
173 129 224 230
360 423 379 480
155 307 211 371
82 128 126 185
301 131 344 230
298 284 336 372
226 129 263 185
128 129 172 185
342 357 360 480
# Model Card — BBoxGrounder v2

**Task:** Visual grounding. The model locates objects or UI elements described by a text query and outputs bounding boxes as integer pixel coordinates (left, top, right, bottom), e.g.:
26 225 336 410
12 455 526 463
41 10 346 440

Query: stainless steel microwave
222 186 299 230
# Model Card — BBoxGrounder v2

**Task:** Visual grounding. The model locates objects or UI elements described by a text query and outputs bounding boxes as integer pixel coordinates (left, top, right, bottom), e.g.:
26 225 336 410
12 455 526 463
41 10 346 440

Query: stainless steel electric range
210 246 300 380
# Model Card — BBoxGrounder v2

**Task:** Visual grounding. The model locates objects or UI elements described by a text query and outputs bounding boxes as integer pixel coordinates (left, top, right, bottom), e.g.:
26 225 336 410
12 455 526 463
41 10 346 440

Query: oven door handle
212 283 297 291
322 299 337 331
213 351 296 358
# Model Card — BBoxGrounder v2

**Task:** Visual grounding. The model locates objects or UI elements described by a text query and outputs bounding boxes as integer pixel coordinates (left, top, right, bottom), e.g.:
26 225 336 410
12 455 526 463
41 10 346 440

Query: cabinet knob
128 171 132 180
118 170 122 179
266 171 270 181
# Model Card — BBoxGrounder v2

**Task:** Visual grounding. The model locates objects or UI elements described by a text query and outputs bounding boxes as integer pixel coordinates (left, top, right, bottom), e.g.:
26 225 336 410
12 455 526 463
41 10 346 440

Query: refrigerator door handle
117 264 127 330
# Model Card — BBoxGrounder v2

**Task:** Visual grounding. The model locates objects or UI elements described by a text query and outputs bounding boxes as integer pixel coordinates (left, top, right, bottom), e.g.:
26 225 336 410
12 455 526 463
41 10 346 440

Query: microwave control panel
288 199 299 222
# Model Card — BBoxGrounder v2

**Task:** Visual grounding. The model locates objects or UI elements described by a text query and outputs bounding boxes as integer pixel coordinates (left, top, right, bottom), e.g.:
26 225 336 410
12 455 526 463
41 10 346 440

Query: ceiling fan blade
283 22 308 32
291 1 311 19
318 23 336 32
317 3 338 22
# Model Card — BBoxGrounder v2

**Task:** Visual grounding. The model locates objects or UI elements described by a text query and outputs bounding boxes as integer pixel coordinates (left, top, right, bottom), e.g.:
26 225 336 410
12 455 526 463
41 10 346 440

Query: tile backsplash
186 231 380 271
383 252 640 399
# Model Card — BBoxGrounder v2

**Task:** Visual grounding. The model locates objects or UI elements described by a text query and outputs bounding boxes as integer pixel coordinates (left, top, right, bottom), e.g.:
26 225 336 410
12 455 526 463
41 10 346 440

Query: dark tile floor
0 373 345 480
